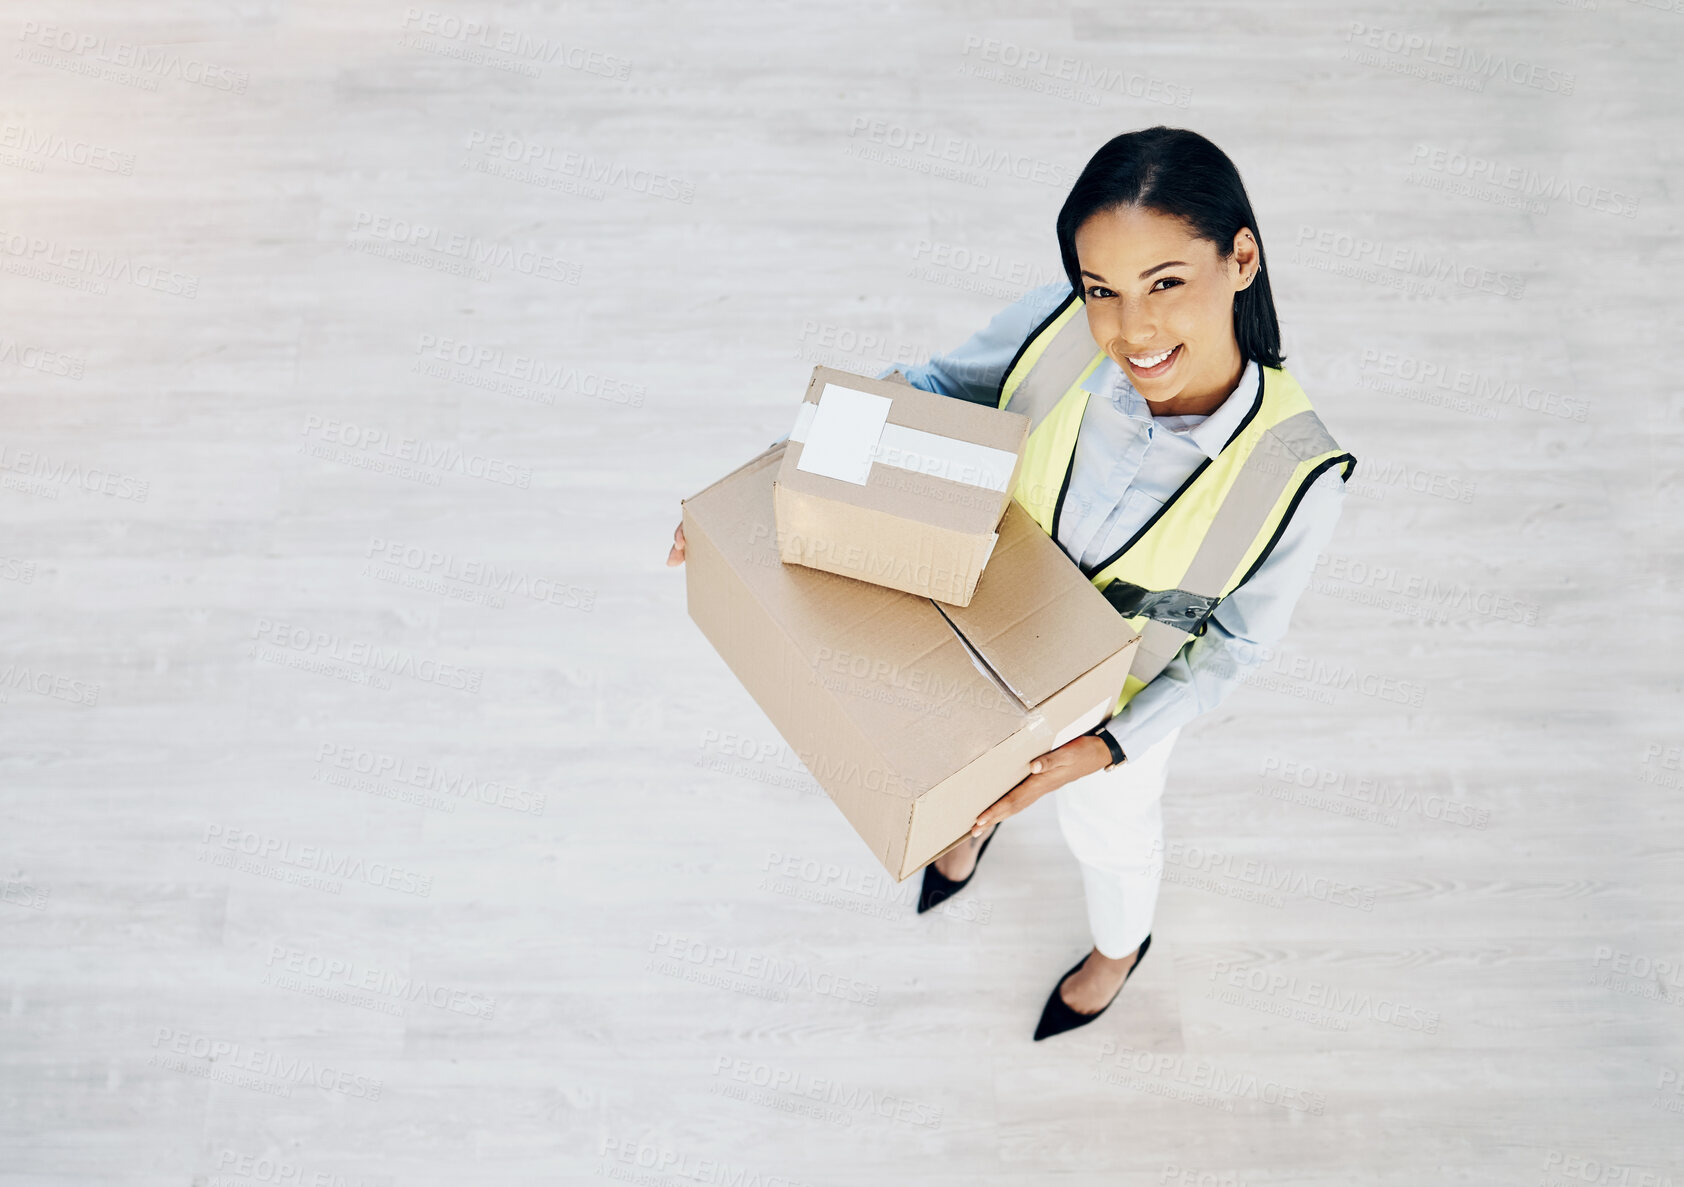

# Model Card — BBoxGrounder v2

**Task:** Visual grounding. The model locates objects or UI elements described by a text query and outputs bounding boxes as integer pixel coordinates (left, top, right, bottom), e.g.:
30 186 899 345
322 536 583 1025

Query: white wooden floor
3 1 1681 1183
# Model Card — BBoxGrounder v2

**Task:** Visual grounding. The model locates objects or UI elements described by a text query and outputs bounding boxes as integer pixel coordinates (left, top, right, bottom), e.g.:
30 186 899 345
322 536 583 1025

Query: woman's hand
666 522 686 567
970 734 1112 836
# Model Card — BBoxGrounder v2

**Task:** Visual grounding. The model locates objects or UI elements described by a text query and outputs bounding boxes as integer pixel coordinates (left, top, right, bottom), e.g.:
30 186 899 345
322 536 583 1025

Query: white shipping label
1051 698 1114 751
793 385 893 486
788 384 1017 491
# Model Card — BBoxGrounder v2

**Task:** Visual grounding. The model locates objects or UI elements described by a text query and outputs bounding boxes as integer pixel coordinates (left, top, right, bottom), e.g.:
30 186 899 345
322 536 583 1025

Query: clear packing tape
789 384 1019 492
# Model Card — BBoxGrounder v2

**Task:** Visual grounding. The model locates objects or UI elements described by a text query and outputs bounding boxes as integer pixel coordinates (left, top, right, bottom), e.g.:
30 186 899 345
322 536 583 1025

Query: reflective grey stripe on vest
1126 409 1342 686
1004 299 1100 431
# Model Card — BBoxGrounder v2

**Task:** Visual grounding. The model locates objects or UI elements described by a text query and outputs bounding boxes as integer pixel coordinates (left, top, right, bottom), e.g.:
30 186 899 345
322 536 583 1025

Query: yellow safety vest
998 291 1357 714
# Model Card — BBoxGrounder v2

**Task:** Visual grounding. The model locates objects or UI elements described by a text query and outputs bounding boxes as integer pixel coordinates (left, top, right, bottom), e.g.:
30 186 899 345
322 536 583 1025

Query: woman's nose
1098 299 1156 352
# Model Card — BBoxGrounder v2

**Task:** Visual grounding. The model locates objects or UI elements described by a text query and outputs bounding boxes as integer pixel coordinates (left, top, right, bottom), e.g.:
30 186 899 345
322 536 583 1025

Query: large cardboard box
684 443 1141 881
772 366 1029 606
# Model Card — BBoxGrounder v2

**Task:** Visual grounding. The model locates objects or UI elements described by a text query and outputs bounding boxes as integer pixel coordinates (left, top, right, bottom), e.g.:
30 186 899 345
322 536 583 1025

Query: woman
669 127 1356 1041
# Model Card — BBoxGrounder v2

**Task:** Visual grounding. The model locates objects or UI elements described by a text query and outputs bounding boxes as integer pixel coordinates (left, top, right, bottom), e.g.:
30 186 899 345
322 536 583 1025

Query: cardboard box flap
938 500 1139 708
934 602 1030 714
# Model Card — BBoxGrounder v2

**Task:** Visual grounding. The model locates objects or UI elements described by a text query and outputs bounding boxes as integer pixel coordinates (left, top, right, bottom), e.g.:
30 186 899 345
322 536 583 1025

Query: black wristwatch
1091 726 1127 770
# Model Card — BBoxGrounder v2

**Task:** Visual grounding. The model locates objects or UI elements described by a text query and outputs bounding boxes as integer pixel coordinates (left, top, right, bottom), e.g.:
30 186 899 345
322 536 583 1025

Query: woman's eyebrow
1080 262 1190 283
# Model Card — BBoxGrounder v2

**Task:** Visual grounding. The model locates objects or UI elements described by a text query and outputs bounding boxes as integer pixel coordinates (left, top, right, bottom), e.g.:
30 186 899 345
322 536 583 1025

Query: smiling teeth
1128 346 1176 368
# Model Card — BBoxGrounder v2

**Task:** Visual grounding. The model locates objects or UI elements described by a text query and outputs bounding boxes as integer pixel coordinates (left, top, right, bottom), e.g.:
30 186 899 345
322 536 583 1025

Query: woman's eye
1151 277 1184 292
1085 285 1116 300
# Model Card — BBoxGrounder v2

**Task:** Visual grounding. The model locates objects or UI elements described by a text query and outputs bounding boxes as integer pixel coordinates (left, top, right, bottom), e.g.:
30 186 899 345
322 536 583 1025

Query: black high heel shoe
1032 933 1152 1041
916 825 999 914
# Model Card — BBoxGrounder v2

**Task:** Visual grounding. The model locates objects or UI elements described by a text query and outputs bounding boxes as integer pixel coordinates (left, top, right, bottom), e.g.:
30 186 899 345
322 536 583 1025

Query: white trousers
1052 725 1182 959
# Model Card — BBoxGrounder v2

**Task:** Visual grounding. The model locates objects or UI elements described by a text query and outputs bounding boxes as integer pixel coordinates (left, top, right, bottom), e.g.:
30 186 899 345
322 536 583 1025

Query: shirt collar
1080 355 1260 461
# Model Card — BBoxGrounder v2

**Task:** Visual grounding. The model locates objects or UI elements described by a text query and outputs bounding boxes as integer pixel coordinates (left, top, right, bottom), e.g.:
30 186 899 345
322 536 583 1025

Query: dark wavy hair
1055 127 1284 368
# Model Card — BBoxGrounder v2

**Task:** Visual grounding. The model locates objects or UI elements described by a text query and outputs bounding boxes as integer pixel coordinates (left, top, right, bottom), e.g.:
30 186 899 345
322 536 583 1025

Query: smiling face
1073 203 1259 416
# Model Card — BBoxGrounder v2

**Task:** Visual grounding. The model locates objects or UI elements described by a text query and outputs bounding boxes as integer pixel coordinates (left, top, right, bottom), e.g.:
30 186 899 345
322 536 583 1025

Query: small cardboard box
684 443 1141 881
772 366 1030 606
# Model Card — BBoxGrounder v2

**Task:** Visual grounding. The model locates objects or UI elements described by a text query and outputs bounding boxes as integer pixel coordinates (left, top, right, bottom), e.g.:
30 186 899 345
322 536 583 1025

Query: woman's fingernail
1031 761 1042 773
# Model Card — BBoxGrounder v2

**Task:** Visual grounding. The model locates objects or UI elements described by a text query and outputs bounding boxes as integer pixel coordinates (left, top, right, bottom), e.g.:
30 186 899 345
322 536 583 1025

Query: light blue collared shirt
887 281 1351 759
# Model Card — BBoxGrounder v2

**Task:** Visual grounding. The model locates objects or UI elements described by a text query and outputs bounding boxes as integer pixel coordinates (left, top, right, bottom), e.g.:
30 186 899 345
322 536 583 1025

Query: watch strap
1093 726 1126 769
